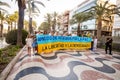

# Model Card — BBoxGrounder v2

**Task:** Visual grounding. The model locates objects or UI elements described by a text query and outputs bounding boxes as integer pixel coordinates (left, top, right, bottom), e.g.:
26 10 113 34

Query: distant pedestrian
49 31 54 36
90 36 94 51
93 36 97 51
72 32 77 36
54 31 59 36
105 37 113 55
63 32 69 36
43 31 48 35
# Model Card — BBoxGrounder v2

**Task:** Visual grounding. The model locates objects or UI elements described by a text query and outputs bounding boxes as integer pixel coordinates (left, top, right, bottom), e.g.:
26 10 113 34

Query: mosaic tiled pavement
6 48 120 80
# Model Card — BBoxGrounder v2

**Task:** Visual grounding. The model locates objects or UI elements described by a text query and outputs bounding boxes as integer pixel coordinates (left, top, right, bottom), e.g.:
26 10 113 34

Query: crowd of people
25 30 113 56
25 31 78 56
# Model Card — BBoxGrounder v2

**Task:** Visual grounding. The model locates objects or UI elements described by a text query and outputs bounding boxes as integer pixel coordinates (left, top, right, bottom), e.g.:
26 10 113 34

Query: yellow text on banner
37 42 91 53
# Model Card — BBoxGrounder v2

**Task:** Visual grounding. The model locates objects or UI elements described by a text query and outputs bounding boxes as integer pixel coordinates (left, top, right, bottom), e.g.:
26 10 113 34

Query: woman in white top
26 34 33 56
93 36 98 51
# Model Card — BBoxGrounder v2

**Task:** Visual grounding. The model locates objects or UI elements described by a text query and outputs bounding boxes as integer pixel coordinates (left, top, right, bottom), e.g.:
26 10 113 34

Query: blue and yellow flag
36 35 91 54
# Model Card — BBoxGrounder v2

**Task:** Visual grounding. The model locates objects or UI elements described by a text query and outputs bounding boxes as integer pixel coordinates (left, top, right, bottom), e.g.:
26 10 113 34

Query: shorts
32 41 37 48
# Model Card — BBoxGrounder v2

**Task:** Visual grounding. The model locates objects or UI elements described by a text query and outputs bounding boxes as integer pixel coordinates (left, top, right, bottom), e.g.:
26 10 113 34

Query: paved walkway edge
0 46 26 80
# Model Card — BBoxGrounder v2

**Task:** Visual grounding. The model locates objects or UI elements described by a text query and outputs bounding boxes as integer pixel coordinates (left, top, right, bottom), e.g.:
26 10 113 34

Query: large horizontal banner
36 35 92 53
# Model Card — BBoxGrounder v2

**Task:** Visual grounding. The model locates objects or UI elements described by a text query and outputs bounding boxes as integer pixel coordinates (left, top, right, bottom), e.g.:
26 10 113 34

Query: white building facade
112 0 120 37
69 0 114 36
68 0 97 35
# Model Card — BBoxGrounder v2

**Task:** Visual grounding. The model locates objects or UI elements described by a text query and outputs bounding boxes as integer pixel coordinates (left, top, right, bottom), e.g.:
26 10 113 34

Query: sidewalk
1 46 120 80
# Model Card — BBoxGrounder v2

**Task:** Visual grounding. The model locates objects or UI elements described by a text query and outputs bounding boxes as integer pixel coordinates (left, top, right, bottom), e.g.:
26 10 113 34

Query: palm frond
103 1 109 8
107 4 116 9
33 0 45 7
83 6 95 12
70 18 77 25
0 8 8 13
0 1 10 7
31 2 40 13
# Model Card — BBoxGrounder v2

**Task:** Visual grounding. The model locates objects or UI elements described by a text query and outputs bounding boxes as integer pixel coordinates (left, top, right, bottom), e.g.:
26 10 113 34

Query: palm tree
6 14 13 32
52 12 58 31
87 1 120 39
32 20 37 29
0 1 10 37
44 13 52 32
24 20 37 31
6 15 11 32
38 22 49 31
24 20 29 31
11 0 48 47
12 11 18 29
26 0 45 34
8 14 16 30
57 15 62 28
44 12 58 32
71 12 93 36
0 12 5 37
16 0 26 47
6 12 18 32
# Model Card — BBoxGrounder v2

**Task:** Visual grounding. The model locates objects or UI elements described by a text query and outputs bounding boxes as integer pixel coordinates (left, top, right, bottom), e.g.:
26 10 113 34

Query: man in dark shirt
105 37 113 55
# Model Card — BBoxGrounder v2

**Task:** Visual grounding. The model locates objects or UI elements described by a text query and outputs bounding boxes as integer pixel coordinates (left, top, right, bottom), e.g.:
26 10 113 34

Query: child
26 34 33 56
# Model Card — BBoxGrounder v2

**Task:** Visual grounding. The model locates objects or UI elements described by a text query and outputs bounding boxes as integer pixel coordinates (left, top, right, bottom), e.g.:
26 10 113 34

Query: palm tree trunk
10 22 13 31
77 23 81 36
97 19 102 40
0 24 3 37
8 25 10 32
53 18 56 31
48 22 51 32
52 22 55 31
0 20 3 37
14 21 17 29
52 26 54 31
29 17 33 34
17 0 25 47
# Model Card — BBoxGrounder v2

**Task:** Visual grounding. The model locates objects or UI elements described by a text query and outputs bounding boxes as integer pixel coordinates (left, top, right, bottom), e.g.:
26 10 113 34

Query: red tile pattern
6 48 120 80
81 70 114 80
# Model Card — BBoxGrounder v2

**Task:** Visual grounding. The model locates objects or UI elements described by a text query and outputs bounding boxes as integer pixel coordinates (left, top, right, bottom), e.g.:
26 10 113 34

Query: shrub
8 46 19 56
0 49 2 57
112 43 120 52
22 30 28 44
6 29 28 45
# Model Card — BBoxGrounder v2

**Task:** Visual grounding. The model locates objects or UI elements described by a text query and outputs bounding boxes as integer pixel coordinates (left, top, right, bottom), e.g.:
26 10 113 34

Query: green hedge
0 45 20 73
6 29 28 45
112 43 120 52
